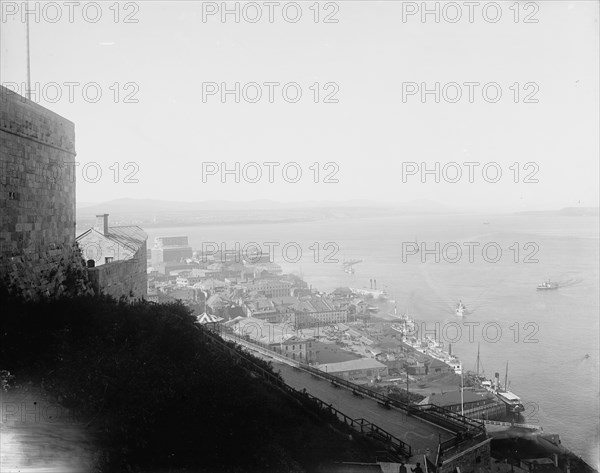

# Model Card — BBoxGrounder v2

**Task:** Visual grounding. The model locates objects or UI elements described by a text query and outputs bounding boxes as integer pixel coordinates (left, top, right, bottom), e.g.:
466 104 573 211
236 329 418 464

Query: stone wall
0 86 87 299
86 242 148 301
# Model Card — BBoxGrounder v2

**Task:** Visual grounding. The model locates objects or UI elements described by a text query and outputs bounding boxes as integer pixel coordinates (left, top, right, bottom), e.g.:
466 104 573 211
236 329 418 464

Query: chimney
95 214 109 236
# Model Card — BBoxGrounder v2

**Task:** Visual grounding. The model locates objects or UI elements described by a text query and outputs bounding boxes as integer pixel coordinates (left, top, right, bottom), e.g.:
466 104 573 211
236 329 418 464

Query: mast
504 361 509 392
476 342 480 376
460 369 464 416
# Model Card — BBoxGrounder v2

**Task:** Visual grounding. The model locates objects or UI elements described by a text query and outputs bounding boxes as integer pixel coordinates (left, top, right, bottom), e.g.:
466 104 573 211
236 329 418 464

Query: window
105 257 114 264
475 456 481 464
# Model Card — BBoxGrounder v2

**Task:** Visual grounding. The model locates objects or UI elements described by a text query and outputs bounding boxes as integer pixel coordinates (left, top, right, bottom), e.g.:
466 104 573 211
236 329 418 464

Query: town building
76 214 147 300
318 358 388 380
293 295 349 328
271 336 313 362
242 296 279 322
150 235 193 267
427 358 454 375
241 278 293 298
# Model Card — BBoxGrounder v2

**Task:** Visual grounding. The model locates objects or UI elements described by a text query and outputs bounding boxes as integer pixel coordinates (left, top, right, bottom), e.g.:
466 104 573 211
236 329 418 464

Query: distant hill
77 197 451 215
515 207 599 217
75 198 453 229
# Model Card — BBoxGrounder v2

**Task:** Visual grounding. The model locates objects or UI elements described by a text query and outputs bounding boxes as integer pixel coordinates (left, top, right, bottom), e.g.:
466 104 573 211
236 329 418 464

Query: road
273 361 453 457
227 335 455 458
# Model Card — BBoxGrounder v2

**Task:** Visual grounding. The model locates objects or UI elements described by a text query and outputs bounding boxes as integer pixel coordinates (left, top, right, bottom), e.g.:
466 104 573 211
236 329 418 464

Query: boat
424 337 463 374
496 390 525 413
496 362 525 413
455 300 468 317
390 309 463 374
350 287 388 299
537 279 558 290
342 259 362 275
351 278 387 299
467 350 524 414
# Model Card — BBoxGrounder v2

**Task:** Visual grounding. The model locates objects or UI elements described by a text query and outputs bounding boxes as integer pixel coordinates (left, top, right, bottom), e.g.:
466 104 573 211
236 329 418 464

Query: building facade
271 336 313 362
318 358 389 380
293 295 349 328
241 278 292 298
151 236 193 267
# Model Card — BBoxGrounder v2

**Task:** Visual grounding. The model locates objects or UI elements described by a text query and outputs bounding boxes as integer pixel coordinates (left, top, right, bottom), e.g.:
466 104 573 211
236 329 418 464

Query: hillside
0 290 382 472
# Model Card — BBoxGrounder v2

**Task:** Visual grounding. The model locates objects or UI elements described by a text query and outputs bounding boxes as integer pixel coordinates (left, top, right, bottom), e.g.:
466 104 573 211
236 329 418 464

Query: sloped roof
109 226 147 248
76 226 147 253
428 358 452 369
294 295 336 313
281 336 306 345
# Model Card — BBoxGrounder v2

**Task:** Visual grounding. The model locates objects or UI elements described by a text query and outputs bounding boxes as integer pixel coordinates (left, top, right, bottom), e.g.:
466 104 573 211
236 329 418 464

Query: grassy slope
0 292 379 472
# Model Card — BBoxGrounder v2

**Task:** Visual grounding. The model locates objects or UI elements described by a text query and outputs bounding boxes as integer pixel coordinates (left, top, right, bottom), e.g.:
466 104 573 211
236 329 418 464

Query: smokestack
95 214 109 236
449 343 452 356
553 454 558 468
494 372 500 391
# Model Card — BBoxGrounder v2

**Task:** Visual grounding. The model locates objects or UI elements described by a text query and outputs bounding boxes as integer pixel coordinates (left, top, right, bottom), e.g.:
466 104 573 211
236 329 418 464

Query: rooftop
498 391 521 401
318 358 387 373
76 225 147 253
295 295 337 313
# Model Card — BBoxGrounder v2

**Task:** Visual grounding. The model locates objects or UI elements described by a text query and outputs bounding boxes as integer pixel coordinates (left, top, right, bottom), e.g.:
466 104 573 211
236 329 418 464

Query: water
147 212 600 468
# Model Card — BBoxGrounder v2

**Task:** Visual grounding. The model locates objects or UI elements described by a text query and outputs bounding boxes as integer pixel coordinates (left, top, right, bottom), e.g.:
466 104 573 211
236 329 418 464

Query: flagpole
26 0 32 100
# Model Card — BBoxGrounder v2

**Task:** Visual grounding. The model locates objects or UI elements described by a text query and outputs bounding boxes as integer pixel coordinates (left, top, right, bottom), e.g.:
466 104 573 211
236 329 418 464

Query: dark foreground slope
0 291 380 472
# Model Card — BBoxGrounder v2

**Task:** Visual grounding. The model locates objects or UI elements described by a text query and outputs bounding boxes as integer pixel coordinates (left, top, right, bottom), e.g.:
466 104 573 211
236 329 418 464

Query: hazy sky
2 1 599 211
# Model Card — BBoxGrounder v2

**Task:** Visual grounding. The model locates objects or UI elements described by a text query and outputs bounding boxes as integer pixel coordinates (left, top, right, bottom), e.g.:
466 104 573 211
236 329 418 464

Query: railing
298 390 412 458
198 325 412 458
221 328 485 434
214 325 491 459
410 403 485 434
438 429 488 455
